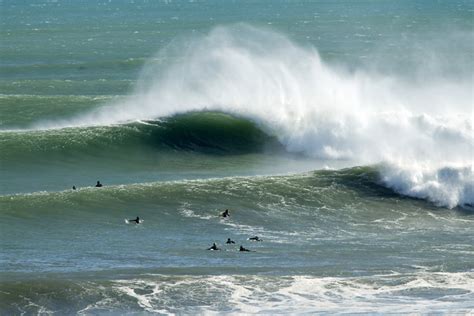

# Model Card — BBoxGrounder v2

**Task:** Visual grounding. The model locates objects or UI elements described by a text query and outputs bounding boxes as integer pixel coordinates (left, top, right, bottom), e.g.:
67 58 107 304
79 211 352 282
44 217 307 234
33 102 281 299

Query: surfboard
124 218 144 224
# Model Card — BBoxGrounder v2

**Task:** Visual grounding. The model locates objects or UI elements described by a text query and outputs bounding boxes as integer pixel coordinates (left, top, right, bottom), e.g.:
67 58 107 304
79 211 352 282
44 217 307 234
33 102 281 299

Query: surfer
72 185 76 190
95 181 103 187
207 243 220 251
248 236 262 241
226 238 235 244
221 209 230 217
128 216 140 224
239 245 251 252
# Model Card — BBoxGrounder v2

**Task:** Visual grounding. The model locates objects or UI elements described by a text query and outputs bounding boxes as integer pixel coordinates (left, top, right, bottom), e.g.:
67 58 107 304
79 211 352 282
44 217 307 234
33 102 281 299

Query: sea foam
108 273 474 314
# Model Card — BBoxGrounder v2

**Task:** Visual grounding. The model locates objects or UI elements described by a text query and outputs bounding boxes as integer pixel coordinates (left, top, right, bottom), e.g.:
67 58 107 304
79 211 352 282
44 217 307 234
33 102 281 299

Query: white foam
177 203 215 220
110 272 474 314
380 163 474 208
17 295 55 315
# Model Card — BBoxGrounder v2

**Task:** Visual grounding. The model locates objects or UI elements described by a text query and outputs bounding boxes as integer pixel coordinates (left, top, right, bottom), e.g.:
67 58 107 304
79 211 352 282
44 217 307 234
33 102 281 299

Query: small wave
3 166 468 221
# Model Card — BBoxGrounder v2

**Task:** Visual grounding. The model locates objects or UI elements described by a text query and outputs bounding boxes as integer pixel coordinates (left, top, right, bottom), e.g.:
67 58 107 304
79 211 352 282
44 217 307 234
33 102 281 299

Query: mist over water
39 25 473 208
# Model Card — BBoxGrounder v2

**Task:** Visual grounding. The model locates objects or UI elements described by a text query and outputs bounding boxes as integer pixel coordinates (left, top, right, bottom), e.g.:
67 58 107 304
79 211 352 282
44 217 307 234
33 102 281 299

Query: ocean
1 0 473 314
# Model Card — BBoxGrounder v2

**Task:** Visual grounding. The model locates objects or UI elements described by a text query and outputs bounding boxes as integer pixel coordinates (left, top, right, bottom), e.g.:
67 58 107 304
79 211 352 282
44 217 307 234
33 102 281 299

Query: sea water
1 0 473 314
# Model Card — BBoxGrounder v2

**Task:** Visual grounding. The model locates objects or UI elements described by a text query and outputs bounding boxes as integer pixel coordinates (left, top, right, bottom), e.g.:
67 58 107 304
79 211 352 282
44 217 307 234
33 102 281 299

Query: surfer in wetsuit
207 243 220 251
128 216 140 224
226 238 235 244
221 209 230 217
72 185 76 190
95 181 103 187
239 245 251 252
248 236 262 241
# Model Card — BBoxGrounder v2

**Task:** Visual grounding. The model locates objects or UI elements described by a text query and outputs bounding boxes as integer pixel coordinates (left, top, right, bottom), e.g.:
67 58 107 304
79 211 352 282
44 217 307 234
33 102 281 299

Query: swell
1 57 145 78
0 166 432 219
0 94 116 128
0 111 282 161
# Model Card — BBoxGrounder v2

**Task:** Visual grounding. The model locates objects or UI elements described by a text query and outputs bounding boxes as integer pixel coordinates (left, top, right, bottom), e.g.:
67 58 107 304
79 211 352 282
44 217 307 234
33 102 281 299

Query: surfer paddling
207 243 220 251
239 245 251 252
128 216 140 224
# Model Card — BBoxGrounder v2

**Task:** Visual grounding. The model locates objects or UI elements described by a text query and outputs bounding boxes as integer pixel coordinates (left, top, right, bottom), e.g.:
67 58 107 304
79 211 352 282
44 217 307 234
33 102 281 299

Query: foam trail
109 273 474 314
37 25 474 207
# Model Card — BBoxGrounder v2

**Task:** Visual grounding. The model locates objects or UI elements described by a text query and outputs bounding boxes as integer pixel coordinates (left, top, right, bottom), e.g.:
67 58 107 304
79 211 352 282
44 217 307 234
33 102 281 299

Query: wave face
1 112 280 160
143 112 281 153
23 25 473 208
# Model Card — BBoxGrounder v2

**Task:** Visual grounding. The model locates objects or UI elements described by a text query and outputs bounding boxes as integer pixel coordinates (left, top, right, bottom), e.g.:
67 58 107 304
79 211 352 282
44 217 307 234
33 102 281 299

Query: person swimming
128 216 140 224
248 236 262 241
207 243 220 251
221 209 230 217
95 181 103 187
239 245 251 252
226 238 235 244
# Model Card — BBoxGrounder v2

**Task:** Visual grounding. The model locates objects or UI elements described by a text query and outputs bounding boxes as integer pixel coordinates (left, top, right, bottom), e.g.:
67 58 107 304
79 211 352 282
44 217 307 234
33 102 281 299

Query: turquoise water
1 0 473 314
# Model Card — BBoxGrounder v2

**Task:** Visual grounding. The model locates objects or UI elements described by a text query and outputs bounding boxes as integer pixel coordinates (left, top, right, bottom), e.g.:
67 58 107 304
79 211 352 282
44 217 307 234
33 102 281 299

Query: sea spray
380 163 474 209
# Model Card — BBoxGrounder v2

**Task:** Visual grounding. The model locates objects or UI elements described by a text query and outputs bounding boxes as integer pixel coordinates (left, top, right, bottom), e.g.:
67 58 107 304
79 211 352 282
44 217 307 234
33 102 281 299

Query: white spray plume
42 25 474 208
380 163 473 209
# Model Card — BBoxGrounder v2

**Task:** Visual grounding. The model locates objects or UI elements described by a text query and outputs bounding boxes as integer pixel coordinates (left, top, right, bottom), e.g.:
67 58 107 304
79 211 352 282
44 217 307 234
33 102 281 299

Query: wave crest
381 163 474 209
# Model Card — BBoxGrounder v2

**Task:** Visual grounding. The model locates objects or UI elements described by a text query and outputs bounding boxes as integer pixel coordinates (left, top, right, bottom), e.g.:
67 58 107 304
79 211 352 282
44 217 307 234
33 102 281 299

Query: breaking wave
7 25 472 208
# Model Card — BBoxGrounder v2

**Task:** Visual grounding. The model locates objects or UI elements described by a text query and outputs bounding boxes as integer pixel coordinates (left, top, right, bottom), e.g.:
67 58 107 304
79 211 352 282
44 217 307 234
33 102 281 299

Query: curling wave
0 111 281 160
10 25 474 208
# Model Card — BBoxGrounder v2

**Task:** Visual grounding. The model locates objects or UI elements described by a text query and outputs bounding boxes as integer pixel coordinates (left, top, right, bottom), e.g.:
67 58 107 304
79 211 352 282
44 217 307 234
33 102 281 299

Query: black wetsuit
207 243 220 250
129 217 140 224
